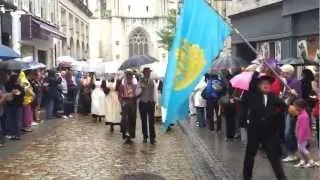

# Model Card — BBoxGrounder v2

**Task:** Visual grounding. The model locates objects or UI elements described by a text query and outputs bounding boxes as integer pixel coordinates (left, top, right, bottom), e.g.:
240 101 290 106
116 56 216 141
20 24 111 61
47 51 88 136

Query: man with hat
240 71 287 180
119 69 141 144
139 67 156 144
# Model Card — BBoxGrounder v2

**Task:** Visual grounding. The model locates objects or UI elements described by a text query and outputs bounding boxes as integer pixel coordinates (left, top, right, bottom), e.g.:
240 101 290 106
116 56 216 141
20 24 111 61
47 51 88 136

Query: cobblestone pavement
0 117 194 180
180 117 320 180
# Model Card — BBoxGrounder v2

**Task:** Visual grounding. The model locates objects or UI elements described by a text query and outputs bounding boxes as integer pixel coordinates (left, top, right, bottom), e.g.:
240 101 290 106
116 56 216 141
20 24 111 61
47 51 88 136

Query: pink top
295 110 312 143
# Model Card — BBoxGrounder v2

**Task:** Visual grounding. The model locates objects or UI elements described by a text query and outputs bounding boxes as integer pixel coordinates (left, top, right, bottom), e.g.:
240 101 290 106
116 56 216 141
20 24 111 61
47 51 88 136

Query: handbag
201 87 207 100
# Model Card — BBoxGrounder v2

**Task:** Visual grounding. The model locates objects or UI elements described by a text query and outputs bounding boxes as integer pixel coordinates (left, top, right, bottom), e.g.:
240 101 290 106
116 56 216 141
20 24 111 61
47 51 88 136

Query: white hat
280 64 295 73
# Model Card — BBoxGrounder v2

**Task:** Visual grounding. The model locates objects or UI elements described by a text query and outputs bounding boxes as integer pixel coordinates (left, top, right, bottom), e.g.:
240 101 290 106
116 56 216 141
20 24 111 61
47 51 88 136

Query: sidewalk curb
178 121 237 180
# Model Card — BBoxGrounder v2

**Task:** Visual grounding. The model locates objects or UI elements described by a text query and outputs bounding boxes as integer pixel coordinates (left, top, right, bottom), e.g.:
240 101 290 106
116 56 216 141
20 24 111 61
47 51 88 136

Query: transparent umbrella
211 56 249 70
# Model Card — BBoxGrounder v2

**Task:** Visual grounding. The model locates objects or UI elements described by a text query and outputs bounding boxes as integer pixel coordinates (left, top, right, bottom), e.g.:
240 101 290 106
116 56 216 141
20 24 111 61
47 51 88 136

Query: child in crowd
291 99 319 168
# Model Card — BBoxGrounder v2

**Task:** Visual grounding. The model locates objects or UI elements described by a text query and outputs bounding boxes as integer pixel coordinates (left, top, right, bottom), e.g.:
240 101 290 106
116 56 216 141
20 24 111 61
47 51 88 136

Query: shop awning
32 19 66 40
21 15 66 41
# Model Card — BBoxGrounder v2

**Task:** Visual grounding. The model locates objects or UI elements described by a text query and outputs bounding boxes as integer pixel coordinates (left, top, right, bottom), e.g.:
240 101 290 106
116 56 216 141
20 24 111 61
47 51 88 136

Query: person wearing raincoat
19 71 35 132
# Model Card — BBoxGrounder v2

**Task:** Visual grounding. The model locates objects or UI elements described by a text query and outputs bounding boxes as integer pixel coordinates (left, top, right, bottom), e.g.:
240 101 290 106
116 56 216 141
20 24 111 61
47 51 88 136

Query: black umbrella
211 56 249 70
279 57 319 66
118 55 159 70
0 60 29 70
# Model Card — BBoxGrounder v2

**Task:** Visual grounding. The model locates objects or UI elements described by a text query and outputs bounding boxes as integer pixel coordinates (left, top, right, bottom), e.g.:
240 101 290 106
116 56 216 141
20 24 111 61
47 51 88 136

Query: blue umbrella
0 44 20 60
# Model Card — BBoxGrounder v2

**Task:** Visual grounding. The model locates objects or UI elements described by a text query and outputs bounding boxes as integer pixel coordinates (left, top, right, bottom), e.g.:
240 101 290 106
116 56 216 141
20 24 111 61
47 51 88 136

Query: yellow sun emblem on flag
174 39 206 91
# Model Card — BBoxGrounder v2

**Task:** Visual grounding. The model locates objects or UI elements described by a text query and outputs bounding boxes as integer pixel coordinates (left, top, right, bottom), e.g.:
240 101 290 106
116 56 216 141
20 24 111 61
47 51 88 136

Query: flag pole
207 1 291 90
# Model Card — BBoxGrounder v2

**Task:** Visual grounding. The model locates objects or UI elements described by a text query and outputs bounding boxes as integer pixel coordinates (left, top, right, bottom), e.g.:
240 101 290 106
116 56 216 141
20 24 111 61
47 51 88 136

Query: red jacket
271 78 283 96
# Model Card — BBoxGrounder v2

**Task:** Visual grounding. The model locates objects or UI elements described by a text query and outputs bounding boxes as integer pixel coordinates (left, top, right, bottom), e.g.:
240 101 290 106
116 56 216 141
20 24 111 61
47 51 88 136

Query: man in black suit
240 72 287 180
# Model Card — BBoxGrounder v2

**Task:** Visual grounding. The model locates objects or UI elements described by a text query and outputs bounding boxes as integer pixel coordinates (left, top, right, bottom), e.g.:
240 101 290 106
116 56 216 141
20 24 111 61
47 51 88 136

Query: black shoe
110 125 114 133
150 139 156 145
12 136 21 141
125 138 133 144
143 137 148 143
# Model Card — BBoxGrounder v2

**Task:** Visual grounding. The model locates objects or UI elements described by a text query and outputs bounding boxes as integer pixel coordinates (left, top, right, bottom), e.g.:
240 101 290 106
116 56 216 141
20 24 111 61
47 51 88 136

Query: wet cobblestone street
0 117 194 180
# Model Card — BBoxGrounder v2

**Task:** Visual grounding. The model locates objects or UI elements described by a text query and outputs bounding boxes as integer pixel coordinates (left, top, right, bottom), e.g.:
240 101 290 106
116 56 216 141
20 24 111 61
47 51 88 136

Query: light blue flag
161 0 231 128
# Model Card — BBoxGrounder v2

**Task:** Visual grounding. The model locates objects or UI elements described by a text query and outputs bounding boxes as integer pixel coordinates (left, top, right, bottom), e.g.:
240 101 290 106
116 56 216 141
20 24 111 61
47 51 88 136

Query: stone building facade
1 0 91 67
57 0 92 61
88 0 173 62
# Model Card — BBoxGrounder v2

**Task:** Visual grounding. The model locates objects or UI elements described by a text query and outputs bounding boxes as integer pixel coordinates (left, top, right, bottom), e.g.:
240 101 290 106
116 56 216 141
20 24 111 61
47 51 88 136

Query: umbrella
230 71 267 90
88 59 103 72
0 44 20 60
118 55 159 70
17 56 34 63
57 56 75 67
23 62 47 70
212 56 249 70
97 61 121 73
0 60 29 70
279 57 319 66
72 61 89 72
230 71 254 91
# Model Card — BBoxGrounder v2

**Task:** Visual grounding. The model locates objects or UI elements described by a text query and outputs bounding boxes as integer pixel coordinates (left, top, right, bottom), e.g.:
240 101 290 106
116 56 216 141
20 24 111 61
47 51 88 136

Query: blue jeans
284 114 297 154
196 107 206 127
46 97 55 119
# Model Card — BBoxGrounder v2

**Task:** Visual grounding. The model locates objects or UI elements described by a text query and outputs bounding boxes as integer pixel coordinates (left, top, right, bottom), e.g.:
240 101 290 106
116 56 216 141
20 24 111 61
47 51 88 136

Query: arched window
129 28 149 57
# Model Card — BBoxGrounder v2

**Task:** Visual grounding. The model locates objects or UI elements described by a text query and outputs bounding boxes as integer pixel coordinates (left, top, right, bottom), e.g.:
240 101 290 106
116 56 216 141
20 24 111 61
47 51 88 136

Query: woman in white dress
91 79 106 122
104 78 122 132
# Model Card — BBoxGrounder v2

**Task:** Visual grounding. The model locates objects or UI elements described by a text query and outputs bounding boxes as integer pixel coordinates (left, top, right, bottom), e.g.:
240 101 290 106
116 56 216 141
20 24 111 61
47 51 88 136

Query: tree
157 9 177 51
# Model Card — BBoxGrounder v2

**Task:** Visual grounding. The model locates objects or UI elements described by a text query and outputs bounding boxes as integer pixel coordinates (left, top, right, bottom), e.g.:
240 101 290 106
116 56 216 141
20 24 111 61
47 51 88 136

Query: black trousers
224 103 236 139
121 102 137 139
243 126 287 180
139 102 156 139
206 99 221 131
0 115 5 144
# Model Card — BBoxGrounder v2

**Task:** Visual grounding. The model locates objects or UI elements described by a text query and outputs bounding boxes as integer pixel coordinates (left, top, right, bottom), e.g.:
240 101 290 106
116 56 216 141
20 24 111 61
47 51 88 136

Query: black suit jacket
239 72 286 134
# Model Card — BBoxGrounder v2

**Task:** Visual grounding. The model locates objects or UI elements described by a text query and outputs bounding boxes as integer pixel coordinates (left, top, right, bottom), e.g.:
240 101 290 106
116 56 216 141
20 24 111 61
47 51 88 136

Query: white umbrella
72 61 89 72
57 56 75 66
97 61 121 73
87 58 103 72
